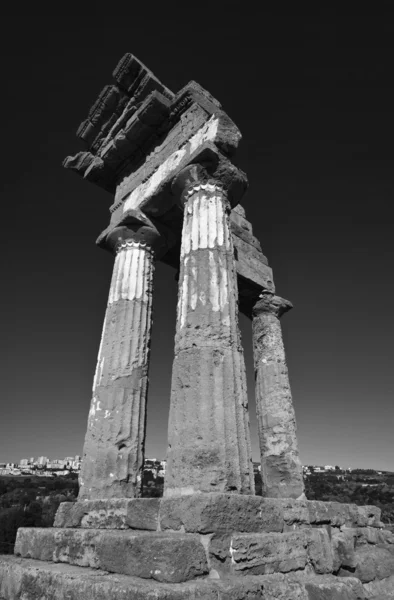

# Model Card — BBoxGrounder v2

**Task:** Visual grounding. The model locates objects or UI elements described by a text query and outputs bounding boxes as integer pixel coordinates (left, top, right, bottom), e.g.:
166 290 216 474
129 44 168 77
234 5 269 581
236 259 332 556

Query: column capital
171 164 227 209
171 161 247 209
253 293 293 319
97 209 175 258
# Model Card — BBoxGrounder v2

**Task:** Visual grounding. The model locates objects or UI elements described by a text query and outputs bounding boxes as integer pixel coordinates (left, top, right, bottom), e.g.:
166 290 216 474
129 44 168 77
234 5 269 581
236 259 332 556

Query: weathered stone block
208 533 233 574
307 500 384 530
231 228 265 261
353 505 383 528
363 573 394 599
380 528 394 545
159 493 284 534
14 527 56 561
354 526 383 546
230 531 308 575
54 498 160 530
329 502 355 527
306 528 334 574
280 499 310 530
331 528 357 572
0 556 373 600
339 545 394 584
302 574 366 599
0 555 255 600
126 498 160 530
14 527 208 583
230 207 253 232
308 500 332 525
236 249 275 294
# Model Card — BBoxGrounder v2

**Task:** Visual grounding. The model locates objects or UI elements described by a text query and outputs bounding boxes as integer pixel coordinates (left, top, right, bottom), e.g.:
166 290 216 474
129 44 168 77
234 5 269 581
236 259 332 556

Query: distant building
47 460 65 470
19 459 28 467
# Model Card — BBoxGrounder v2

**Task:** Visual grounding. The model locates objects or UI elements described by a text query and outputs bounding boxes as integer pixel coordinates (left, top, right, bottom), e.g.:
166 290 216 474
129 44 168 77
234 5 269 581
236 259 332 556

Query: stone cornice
63 53 242 203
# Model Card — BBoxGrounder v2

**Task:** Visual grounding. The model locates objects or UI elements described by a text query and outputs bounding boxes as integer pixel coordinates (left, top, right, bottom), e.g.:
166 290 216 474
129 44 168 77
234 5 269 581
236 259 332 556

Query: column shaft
253 296 304 498
79 241 154 499
165 184 254 496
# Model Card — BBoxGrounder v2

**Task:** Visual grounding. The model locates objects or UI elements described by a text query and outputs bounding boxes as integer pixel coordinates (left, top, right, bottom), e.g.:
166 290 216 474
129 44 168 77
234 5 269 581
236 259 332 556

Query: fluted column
165 172 254 496
252 293 304 499
79 224 159 500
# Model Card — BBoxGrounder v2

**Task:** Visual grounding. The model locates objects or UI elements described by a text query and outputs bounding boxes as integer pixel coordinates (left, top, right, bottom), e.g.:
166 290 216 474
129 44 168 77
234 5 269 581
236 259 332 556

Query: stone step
216 528 334 577
54 497 160 530
14 527 208 584
0 555 370 600
17 524 335 582
54 494 384 533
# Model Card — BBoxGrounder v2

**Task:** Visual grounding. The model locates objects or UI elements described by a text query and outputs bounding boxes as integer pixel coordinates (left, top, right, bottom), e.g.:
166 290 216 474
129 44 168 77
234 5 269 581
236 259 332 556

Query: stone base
0 556 380 600
54 493 385 533
2 495 394 598
14 528 208 583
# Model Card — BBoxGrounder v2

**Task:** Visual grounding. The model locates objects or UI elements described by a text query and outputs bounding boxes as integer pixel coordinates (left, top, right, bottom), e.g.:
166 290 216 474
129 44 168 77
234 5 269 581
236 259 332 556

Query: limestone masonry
1 53 393 599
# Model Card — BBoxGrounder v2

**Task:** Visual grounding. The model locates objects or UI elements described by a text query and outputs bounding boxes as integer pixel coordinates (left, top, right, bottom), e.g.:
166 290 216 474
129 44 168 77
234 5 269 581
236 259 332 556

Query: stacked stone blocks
3 496 393 598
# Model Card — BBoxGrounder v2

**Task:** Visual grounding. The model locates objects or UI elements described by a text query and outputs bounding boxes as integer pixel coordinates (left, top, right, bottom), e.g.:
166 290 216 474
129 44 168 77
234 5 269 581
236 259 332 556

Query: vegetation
0 475 78 554
303 469 394 526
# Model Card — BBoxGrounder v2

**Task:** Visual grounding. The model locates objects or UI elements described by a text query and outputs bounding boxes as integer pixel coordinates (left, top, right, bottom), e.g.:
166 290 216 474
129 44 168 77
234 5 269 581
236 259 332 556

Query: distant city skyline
1 454 391 473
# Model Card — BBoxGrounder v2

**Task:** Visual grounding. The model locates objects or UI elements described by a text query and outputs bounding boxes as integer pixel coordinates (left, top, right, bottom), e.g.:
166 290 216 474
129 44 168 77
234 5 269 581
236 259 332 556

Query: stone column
164 169 254 496
252 293 304 499
79 222 164 500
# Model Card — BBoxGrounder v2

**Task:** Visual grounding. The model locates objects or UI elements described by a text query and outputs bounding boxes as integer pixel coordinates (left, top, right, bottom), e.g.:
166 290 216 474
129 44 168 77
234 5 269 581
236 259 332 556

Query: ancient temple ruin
1 53 393 599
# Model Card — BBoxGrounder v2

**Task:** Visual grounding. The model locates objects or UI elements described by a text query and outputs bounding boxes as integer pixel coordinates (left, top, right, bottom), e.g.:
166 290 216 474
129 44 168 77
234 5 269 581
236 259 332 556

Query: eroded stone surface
231 531 308 576
280 498 310 529
14 527 56 561
352 505 383 528
165 179 254 496
363 573 394 599
53 496 389 541
160 493 284 534
332 528 357 572
305 528 334 574
308 502 382 529
339 545 394 583
252 294 304 499
0 556 373 600
15 528 208 584
54 498 159 530
302 574 366 599
354 526 394 547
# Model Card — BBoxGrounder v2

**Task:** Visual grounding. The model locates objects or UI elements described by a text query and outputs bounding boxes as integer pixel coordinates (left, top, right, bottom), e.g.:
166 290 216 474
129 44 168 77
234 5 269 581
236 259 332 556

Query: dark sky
1 8 393 471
